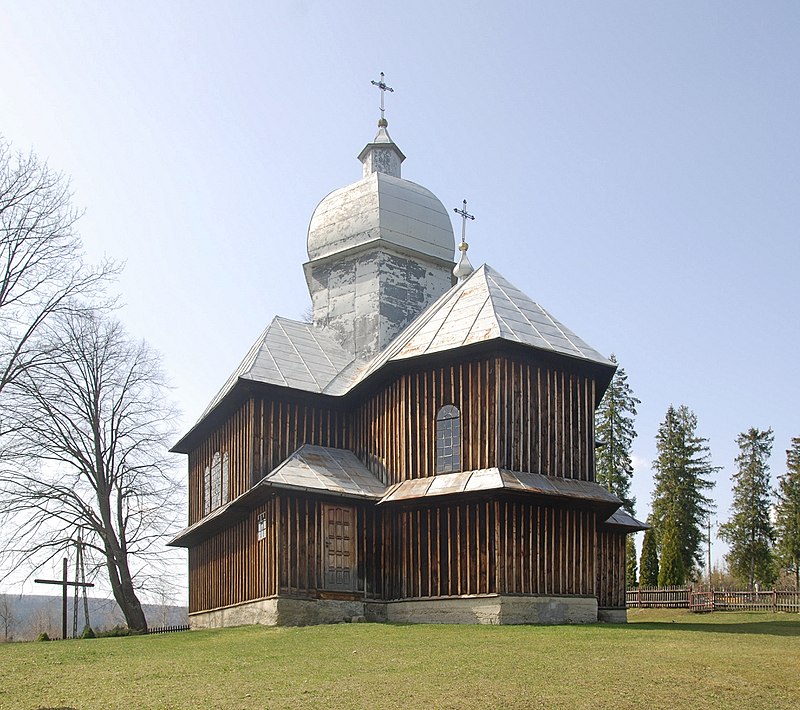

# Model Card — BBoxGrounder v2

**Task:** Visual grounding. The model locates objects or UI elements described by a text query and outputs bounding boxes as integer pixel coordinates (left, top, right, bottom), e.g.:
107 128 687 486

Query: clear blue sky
2 1 798 594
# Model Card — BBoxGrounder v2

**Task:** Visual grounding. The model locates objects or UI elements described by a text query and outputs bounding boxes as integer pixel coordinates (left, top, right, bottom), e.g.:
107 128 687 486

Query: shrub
96 625 137 638
81 625 96 639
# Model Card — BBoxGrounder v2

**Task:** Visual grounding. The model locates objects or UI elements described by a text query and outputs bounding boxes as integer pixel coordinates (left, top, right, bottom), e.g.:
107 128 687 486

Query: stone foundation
597 607 628 623
190 597 367 629
190 594 600 628
385 595 598 625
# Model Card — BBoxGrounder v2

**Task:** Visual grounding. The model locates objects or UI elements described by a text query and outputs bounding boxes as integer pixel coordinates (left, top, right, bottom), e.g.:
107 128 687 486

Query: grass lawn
1 609 798 709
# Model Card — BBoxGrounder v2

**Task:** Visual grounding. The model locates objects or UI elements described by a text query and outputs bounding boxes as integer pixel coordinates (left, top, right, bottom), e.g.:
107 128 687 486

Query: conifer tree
626 535 638 588
639 524 659 587
595 355 640 513
658 514 686 586
775 436 800 588
719 428 775 588
650 405 717 578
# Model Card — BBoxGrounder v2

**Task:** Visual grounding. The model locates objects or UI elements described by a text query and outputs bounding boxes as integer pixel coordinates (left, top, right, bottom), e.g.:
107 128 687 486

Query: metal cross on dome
454 199 475 244
370 72 394 123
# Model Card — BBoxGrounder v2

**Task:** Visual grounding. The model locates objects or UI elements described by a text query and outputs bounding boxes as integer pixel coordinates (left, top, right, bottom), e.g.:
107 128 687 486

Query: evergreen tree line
596 357 800 591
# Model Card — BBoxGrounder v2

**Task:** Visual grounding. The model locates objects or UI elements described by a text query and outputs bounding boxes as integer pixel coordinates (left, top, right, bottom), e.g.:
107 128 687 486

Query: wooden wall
595 527 627 608
188 400 255 525
351 354 597 486
276 494 384 599
189 498 276 613
382 499 598 600
252 398 347 483
189 491 627 614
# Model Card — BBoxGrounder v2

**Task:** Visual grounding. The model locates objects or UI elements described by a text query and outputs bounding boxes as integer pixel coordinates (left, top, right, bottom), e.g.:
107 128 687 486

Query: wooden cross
453 199 475 244
370 72 394 123
34 558 94 640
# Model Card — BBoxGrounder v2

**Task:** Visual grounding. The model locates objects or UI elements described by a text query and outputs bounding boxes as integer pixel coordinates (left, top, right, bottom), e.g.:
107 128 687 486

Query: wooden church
170 96 646 626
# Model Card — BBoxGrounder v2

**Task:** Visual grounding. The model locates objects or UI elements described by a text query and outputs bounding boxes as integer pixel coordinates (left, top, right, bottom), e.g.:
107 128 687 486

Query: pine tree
718 428 775 588
639 524 659 587
650 405 717 578
595 355 640 514
658 514 686 586
775 436 800 588
626 534 638 588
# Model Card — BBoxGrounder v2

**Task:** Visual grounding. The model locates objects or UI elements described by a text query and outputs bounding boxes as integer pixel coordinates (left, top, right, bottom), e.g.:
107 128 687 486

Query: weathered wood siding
381 500 598 600
352 354 597 486
188 400 255 525
276 494 382 599
595 528 627 608
188 397 347 526
189 493 383 613
252 398 347 483
189 498 276 613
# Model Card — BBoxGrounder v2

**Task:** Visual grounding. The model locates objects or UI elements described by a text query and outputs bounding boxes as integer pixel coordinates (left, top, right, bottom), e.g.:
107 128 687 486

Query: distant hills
0 593 188 641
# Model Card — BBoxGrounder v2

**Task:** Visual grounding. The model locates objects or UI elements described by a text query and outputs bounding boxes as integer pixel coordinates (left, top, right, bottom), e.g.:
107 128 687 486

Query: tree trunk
104 545 148 632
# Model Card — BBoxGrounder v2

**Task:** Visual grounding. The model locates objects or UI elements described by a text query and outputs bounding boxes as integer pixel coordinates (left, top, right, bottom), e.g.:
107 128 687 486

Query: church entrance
322 503 355 591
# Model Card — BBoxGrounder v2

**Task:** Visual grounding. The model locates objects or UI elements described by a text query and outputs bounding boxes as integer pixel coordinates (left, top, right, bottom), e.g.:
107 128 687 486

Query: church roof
201 317 353 417
602 508 649 532
190 264 612 431
379 468 622 515
306 171 455 264
352 263 613 385
261 445 386 500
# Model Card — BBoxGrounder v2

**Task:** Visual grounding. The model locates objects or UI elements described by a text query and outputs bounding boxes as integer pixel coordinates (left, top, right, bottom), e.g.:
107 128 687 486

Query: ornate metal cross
453 199 475 244
370 72 394 122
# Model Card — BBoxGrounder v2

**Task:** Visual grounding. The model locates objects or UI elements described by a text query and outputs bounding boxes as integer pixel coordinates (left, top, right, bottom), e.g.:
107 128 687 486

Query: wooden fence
626 587 800 613
145 624 190 635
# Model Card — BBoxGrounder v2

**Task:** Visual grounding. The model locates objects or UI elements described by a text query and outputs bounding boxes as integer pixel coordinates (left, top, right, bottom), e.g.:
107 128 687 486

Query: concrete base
190 594 600 628
597 607 628 623
190 597 367 629
385 595 598 625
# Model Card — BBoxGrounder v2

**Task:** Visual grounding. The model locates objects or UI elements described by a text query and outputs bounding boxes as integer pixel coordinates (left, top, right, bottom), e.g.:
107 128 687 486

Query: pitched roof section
263 445 386 500
350 264 613 386
202 317 354 416
379 468 622 514
196 264 611 420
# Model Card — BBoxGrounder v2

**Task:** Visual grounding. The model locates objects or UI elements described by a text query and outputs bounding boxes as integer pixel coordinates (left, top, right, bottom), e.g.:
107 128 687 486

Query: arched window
210 452 222 510
203 451 230 515
435 404 461 474
221 452 230 505
203 465 211 515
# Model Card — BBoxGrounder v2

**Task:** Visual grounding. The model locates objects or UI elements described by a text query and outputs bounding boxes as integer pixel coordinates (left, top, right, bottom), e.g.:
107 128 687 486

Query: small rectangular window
257 512 267 541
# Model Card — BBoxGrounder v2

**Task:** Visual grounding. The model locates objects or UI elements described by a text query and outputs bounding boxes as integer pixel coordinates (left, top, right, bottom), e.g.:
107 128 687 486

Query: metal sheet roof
355 265 612 384
168 445 386 547
379 468 622 510
602 508 649 531
191 263 612 426
307 171 455 263
262 445 386 500
201 317 355 417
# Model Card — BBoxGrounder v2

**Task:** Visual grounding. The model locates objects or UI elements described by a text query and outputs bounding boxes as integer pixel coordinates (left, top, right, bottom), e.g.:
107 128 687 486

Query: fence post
637 586 641 609
773 588 777 613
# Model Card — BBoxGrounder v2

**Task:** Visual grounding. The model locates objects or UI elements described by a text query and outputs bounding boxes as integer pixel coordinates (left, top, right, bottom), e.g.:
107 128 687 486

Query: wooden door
322 504 355 591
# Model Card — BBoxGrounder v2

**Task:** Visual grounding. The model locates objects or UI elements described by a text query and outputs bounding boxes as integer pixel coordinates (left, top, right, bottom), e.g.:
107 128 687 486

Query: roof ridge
486 270 546 343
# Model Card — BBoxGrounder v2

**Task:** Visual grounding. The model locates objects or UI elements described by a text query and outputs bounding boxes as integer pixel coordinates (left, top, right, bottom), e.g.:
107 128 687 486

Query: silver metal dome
306 171 455 263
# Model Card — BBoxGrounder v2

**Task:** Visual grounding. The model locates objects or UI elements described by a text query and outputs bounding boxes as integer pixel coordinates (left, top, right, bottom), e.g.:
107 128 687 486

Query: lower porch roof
169 445 644 548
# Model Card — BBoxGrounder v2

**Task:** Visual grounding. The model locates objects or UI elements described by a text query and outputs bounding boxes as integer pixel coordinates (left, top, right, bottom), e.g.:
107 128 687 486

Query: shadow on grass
623 620 800 637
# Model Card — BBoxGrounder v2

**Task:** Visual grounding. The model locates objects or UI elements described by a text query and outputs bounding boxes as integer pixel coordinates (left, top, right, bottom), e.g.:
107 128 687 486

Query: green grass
1 610 798 709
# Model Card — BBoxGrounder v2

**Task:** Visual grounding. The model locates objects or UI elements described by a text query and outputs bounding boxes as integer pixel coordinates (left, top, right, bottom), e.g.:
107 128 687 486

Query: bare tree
0 137 116 401
0 312 181 632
